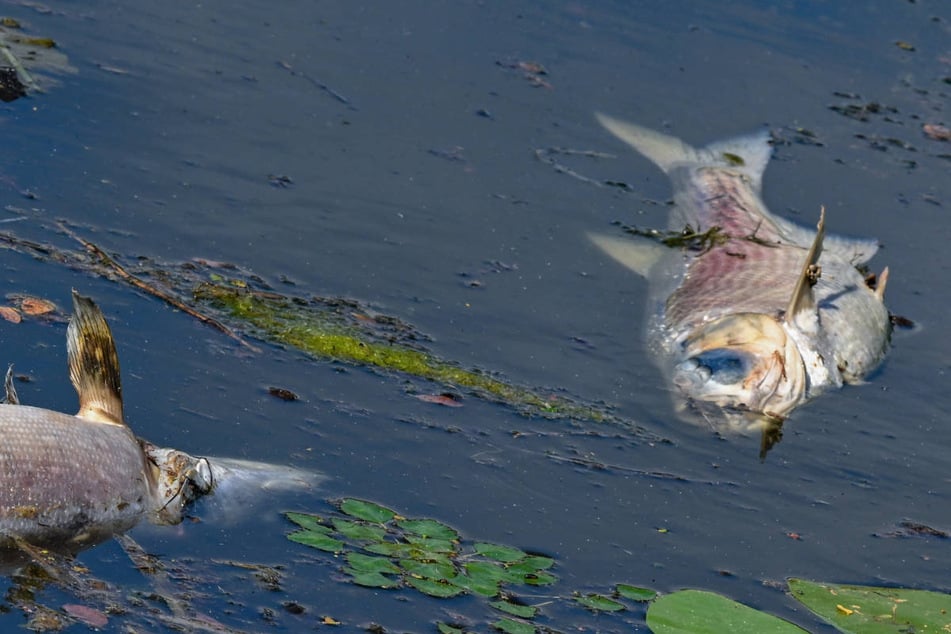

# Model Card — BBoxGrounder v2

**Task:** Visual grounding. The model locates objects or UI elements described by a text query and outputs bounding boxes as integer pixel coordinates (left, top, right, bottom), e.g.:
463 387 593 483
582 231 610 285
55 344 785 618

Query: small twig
534 147 620 189
56 222 261 352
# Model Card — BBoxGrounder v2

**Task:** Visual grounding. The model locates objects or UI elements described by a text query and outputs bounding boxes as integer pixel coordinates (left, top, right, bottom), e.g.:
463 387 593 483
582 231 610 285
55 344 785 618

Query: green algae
193 283 619 424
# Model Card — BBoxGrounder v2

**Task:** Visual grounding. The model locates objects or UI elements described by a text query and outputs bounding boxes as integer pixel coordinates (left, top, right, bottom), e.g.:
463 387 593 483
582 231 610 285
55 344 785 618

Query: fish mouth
672 313 807 421
140 441 216 525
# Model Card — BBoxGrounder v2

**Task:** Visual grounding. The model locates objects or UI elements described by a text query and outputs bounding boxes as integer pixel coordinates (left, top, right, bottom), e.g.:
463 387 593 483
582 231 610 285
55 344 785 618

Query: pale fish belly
664 168 809 340
0 404 151 546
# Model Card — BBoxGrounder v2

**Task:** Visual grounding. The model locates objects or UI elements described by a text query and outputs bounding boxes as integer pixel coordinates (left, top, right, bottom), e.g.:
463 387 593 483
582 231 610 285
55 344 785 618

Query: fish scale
0 404 150 544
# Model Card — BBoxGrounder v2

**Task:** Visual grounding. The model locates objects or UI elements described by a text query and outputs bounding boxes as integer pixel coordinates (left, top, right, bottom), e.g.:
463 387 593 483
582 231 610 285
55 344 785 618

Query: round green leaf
789 578 951 634
398 559 456 580
521 571 557 587
406 576 465 598
489 600 537 618
576 593 625 612
616 584 657 602
459 561 506 597
284 512 330 533
474 543 527 563
405 535 457 554
344 569 399 588
397 518 459 542
492 617 536 634
287 530 344 552
647 589 810 634
346 552 400 575
437 623 465 634
332 518 387 541
339 498 397 523
364 541 413 558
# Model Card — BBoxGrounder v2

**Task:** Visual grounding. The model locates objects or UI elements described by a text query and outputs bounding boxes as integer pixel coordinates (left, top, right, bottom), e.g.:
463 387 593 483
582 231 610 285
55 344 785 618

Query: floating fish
0 291 318 550
589 114 891 446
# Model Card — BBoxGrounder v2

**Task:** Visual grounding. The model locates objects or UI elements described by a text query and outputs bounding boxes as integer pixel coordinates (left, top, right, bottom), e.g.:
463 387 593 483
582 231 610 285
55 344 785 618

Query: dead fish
0 291 318 550
589 114 891 440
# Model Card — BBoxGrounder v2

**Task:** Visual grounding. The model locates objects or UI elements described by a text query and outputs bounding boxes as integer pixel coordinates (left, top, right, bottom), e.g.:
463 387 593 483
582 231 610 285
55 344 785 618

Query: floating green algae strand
194 283 619 424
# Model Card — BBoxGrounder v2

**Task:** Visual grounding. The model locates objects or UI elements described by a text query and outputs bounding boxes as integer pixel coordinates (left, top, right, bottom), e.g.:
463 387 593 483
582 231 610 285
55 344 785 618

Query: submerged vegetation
0 227 650 433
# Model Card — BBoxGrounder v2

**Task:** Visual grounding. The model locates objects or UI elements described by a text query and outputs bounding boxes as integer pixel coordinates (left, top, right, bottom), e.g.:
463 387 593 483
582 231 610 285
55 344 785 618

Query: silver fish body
589 114 891 434
0 292 318 549
0 404 156 546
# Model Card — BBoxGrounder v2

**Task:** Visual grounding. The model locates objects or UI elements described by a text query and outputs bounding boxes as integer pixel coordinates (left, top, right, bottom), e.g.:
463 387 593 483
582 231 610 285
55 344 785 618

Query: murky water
0 0 948 631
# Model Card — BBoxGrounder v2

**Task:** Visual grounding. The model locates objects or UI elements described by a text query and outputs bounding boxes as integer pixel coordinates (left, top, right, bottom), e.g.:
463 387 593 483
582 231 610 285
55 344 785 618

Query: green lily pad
405 535 457 554
489 600 537 618
344 569 400 589
647 589 810 634
339 498 397 523
788 578 951 633
617 584 658 602
363 541 414 558
332 518 387 541
474 543 527 563
576 593 625 612
396 518 459 542
437 623 466 634
492 618 536 634
398 558 456 580
406 577 465 598
287 530 344 552
345 552 400 575
284 511 329 533
521 571 557 586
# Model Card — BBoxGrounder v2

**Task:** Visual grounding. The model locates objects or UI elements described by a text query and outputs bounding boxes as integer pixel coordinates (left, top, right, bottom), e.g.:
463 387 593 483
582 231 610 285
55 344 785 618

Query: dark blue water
0 0 948 631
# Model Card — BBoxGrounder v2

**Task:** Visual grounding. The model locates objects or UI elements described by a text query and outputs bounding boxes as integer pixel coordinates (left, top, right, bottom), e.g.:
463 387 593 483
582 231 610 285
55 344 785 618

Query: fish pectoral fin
3 364 18 405
588 232 667 277
785 207 826 326
68 290 126 426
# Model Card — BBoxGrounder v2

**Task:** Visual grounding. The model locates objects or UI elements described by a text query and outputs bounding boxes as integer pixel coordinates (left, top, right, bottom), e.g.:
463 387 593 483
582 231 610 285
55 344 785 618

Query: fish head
672 313 807 426
140 441 216 525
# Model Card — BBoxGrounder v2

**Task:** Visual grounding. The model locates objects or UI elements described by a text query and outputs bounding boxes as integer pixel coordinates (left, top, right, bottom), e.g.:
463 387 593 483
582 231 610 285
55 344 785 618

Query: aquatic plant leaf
339 498 397 523
287 530 344 552
345 552 400 575
396 518 460 542
521 571 557 586
398 559 456 580
344 569 399 589
576 593 625 612
437 623 466 634
616 584 657 602
406 577 465 598
492 617 536 634
788 578 951 633
405 535 457 554
284 512 330 533
647 589 809 634
474 543 527 563
331 518 387 541
504 557 554 577
459 561 506 597
489 600 537 618
363 541 414 558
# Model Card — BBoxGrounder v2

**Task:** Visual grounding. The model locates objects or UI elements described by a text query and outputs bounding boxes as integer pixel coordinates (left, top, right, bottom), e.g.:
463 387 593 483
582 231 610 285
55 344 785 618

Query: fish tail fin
596 112 773 189
67 290 125 425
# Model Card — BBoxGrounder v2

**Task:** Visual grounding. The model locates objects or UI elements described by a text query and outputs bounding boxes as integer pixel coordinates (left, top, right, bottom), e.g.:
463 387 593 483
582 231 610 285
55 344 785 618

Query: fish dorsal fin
3 364 18 405
588 232 667 277
67 290 125 426
785 207 826 326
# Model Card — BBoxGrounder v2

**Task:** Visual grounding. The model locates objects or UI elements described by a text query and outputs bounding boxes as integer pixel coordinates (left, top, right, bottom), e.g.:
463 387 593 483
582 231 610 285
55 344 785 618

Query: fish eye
691 349 749 385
